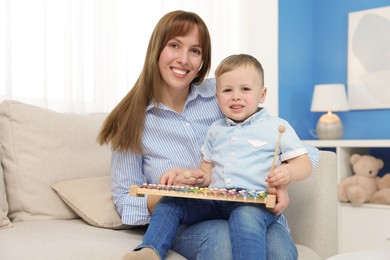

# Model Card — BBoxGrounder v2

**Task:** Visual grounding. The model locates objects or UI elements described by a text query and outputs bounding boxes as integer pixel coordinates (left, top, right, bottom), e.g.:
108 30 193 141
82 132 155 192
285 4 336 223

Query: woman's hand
147 195 161 214
267 185 289 216
159 168 181 186
160 168 206 186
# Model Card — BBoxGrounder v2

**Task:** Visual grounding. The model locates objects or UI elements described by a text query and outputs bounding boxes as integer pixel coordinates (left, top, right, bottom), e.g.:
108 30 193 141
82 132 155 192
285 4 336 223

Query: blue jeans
136 197 297 259
173 219 298 260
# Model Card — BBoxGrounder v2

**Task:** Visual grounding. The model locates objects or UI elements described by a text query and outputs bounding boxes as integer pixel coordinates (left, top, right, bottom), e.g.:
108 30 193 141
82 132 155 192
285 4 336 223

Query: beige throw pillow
52 176 132 229
0 100 111 221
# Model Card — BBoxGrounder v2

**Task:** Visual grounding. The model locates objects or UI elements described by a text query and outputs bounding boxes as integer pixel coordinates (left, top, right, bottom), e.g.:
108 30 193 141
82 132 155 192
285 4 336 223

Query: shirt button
231 136 237 142
225 178 232 184
185 122 190 127
237 124 242 128
230 152 236 157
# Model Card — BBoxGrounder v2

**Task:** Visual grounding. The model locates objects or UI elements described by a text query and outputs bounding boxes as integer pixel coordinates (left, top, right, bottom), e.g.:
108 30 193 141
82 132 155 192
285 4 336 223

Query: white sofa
0 100 338 260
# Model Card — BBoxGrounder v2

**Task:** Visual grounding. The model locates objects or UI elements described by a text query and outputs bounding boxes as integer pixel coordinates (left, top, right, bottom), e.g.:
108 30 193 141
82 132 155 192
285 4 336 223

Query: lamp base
316 113 343 140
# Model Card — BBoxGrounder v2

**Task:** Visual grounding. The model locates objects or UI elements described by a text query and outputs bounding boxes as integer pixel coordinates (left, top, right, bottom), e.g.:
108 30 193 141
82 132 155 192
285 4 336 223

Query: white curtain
0 0 278 114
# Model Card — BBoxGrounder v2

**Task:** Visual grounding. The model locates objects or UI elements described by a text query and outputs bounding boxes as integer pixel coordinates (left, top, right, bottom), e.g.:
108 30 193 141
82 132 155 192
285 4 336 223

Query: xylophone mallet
270 125 285 172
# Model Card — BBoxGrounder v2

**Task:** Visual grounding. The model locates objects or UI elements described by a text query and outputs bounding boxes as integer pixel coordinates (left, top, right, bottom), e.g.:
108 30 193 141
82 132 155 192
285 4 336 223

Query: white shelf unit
304 139 390 254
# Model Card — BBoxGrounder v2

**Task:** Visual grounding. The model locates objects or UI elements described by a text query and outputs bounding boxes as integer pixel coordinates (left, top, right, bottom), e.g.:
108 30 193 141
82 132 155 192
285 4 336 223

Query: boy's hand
265 164 292 187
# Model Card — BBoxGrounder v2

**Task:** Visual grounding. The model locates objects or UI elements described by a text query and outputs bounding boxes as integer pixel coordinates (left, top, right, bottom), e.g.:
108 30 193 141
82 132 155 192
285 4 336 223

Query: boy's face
216 65 266 122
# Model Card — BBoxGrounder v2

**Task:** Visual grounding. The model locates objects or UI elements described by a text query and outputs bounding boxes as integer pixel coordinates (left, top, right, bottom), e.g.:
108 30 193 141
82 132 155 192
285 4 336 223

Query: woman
98 10 315 260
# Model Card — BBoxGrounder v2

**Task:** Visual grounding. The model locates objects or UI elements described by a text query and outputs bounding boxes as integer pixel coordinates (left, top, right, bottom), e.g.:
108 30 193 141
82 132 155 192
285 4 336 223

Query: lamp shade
310 84 349 112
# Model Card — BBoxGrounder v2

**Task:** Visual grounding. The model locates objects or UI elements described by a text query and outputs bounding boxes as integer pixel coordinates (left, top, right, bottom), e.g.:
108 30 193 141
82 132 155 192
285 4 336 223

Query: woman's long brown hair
97 10 211 154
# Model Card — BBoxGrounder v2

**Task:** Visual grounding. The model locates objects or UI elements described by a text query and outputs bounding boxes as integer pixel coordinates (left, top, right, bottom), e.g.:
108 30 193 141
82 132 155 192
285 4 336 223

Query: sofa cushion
296 245 321 260
0 219 185 260
0 100 111 222
0 154 12 229
52 175 132 229
285 151 338 259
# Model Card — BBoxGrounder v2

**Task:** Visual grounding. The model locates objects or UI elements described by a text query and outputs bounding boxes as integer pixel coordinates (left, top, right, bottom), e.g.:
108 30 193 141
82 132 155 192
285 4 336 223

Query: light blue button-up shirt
111 78 319 226
203 108 307 191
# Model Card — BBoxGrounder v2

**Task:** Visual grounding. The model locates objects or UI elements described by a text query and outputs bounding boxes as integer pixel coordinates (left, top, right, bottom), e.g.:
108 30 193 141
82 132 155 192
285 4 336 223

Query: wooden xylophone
129 184 276 208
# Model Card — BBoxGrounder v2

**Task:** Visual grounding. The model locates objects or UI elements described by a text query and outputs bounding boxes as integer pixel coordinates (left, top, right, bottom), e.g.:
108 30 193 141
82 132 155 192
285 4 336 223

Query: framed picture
348 6 390 110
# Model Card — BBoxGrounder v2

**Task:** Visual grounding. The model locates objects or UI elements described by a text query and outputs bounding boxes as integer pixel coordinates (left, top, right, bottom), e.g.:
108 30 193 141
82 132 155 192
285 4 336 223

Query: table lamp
310 84 349 139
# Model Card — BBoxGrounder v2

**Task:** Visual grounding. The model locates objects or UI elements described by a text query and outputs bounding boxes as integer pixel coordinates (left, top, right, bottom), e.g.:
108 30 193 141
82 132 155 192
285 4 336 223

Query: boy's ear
260 87 267 103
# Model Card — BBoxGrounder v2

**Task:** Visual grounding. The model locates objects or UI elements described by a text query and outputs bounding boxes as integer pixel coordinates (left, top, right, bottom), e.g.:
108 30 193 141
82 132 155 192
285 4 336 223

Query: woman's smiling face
158 26 203 94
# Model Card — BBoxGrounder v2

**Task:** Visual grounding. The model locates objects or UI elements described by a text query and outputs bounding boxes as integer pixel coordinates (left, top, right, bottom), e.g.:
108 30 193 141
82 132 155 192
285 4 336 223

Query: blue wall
279 0 390 140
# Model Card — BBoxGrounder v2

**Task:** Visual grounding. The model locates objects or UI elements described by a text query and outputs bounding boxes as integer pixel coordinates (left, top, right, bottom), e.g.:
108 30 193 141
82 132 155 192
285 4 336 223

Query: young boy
127 54 312 260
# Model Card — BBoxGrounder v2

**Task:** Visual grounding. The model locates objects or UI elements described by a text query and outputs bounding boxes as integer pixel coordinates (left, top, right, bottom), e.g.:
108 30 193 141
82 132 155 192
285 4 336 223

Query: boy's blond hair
215 54 264 87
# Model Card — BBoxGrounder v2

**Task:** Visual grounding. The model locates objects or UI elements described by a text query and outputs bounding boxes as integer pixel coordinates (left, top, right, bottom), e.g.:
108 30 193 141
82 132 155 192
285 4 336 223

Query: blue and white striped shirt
111 78 319 225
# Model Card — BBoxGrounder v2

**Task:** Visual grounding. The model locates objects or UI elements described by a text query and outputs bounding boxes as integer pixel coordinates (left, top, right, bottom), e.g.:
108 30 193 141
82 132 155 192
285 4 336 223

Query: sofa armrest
284 151 338 259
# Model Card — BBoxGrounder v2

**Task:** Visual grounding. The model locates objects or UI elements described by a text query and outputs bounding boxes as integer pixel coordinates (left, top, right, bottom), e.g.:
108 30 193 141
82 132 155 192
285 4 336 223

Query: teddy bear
371 173 390 205
338 153 383 206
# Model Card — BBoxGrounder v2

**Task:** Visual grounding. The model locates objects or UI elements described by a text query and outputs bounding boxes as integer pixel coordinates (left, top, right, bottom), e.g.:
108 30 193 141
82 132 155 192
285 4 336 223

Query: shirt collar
225 107 269 126
146 80 216 112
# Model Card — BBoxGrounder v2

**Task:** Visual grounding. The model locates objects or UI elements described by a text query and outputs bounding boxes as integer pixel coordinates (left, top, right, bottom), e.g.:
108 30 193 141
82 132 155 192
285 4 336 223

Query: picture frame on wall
347 6 390 110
